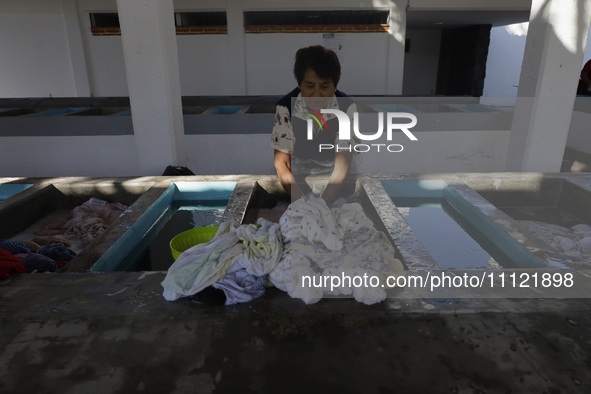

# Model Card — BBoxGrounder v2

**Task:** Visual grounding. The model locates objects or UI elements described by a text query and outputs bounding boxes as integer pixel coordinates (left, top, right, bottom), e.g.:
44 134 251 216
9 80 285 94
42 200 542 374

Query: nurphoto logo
306 109 418 153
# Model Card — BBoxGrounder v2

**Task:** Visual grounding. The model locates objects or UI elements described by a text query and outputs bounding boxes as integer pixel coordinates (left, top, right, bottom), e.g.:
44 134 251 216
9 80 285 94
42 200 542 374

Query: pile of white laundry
162 196 405 306
270 196 405 305
520 220 591 263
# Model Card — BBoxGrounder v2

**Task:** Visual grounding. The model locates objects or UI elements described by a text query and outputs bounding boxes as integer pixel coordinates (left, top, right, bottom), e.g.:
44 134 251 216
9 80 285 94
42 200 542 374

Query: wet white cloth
279 196 373 251
233 218 283 276
212 269 268 306
162 219 283 302
270 196 405 305
520 221 591 263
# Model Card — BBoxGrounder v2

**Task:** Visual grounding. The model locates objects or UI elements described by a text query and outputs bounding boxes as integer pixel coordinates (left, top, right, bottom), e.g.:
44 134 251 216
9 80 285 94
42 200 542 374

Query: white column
385 0 407 95
60 0 91 96
505 0 591 172
116 0 186 175
226 0 247 95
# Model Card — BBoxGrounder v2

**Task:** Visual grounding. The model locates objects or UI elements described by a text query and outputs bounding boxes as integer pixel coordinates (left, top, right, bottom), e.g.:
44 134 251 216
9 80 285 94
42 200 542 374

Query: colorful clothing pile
0 249 26 279
0 240 76 278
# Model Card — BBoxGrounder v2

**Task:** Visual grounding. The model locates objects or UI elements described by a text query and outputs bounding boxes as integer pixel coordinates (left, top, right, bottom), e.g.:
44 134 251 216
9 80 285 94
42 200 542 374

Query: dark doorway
436 24 492 96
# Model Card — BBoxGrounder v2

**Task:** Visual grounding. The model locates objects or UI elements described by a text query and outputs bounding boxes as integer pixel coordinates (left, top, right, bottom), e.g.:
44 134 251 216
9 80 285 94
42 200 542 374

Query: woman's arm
274 149 307 200
322 151 352 204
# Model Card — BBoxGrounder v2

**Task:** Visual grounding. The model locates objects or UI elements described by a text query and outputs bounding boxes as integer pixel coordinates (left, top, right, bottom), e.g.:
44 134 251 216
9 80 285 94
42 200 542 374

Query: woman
271 45 357 203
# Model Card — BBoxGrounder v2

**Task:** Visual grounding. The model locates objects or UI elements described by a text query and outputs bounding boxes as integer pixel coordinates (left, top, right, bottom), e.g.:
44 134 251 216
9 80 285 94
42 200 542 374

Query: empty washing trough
379 179 546 269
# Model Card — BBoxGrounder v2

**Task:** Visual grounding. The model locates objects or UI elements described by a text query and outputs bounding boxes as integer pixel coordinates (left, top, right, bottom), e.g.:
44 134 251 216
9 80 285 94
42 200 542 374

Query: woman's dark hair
294 45 341 86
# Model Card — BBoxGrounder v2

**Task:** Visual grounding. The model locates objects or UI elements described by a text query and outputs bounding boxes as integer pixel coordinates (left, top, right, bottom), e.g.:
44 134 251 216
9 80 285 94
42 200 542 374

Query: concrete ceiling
406 10 531 29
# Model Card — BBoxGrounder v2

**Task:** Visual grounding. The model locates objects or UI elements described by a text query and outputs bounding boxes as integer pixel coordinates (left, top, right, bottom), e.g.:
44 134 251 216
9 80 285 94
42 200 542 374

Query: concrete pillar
505 0 591 172
116 0 186 175
60 0 91 97
385 1 407 95
226 0 247 95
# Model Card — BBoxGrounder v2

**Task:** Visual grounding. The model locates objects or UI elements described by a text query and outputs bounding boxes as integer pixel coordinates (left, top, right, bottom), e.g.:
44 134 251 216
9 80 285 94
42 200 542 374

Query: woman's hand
322 151 352 204
274 150 309 200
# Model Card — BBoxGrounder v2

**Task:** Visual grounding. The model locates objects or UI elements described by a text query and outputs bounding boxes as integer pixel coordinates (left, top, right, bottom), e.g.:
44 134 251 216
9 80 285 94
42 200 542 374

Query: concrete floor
2 171 591 393
1 272 591 393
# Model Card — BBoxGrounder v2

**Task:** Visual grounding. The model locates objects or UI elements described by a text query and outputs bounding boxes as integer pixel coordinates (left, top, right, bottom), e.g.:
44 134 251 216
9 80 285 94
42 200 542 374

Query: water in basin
0 184 32 201
131 200 226 271
383 180 545 269
446 103 498 112
501 206 583 228
210 105 243 115
392 197 497 269
90 181 235 272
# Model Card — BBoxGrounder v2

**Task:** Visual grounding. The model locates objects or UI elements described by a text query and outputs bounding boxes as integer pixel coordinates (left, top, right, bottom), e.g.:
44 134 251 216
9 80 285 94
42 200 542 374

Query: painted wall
356 130 509 174
0 0 539 178
0 106 512 177
0 0 77 98
482 23 528 100
178 35 235 96
79 0 237 97
244 33 392 96
483 21 591 102
0 0 405 98
0 136 140 177
85 36 128 97
0 128 509 177
78 0 126 97
1 0 546 99
402 29 441 95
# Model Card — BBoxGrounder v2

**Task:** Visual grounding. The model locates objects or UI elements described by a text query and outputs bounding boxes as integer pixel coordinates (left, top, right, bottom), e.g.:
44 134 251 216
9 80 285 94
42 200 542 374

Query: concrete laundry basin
378 179 547 269
404 103 463 113
86 181 236 272
182 105 209 115
0 180 154 268
0 108 36 116
28 107 88 116
245 102 276 113
465 176 591 227
241 179 291 225
207 105 249 115
65 107 130 116
463 175 591 268
0 181 150 239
